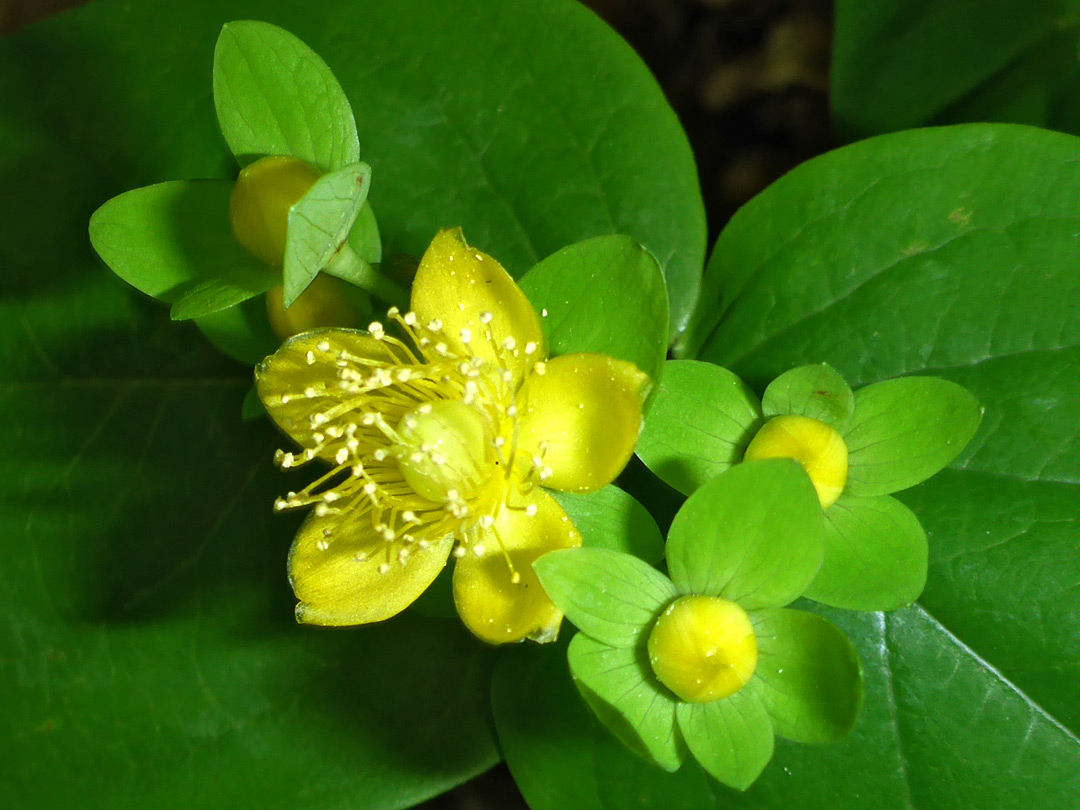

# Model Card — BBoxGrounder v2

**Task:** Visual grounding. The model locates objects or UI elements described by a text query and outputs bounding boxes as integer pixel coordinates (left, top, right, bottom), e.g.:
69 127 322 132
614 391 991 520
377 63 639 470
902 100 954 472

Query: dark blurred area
0 0 834 807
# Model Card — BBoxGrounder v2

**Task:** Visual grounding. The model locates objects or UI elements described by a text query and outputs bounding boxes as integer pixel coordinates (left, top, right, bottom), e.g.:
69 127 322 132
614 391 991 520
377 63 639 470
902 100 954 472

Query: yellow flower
256 228 651 644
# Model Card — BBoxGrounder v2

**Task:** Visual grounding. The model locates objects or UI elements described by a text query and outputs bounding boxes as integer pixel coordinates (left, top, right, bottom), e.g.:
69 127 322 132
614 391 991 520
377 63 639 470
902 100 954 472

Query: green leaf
213 20 360 172
551 485 664 563
805 494 928 611
666 460 823 609
283 162 371 306
844 376 982 496
762 363 854 429
568 633 683 772
194 294 281 366
689 124 1080 803
831 0 1080 139
534 548 676 648
751 608 862 743
636 360 762 495
170 266 278 320
492 641 607 810
240 385 265 421
675 685 774 791
519 235 668 385
89 179 264 302
349 202 383 264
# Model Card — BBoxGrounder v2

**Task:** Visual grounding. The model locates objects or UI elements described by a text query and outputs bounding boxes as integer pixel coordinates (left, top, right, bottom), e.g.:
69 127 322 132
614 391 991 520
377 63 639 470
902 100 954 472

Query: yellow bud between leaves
265 274 365 339
743 414 848 508
648 596 758 703
230 155 321 267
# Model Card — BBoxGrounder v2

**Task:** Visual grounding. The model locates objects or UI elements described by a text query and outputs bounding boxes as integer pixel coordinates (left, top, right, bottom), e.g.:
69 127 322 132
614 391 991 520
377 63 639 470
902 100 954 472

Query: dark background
0 0 834 806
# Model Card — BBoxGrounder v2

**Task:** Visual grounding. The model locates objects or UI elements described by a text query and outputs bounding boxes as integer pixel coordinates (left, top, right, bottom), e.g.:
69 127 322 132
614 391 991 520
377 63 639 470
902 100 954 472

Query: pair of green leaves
535 461 861 790
637 361 981 610
89 21 380 364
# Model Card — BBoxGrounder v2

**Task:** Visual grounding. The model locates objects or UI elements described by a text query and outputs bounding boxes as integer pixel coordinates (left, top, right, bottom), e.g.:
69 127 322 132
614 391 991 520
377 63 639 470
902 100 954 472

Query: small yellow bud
743 414 848 508
265 274 364 339
648 595 757 703
230 155 321 267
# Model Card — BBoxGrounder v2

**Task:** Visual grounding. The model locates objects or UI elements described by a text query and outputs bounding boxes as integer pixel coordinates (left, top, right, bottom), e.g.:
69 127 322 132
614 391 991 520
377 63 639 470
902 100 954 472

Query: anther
524 342 538 355
317 340 331 352
479 311 493 324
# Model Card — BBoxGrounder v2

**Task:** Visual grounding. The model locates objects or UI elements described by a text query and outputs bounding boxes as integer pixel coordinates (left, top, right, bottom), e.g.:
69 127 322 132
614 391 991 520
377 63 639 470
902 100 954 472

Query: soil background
1 0 836 807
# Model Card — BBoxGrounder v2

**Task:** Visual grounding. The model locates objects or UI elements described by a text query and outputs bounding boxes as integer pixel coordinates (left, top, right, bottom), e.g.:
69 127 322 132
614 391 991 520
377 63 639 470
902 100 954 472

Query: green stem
323 242 409 309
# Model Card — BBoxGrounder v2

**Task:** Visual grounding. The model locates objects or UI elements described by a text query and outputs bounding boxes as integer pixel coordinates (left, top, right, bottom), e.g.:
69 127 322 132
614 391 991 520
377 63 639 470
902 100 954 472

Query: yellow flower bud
230 155 321 267
647 595 757 703
265 274 364 339
743 414 848 508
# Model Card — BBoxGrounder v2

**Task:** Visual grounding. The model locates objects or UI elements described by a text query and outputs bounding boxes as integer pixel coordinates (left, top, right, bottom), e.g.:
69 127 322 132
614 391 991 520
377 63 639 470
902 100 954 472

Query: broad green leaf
170 266 278 321
762 362 854 429
492 642 607 810
675 685 773 791
519 235 668 385
568 634 683 772
832 0 1080 139
636 360 762 495
805 494 928 611
213 20 360 172
844 376 982 496
666 460 823 609
283 162 371 306
89 179 262 301
751 608 862 743
551 485 664 563
534 548 676 648
689 124 1080 803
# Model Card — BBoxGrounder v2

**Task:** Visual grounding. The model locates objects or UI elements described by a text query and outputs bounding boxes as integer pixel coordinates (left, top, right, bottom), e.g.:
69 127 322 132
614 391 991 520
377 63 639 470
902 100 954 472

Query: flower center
647 595 757 703
742 414 848 508
394 400 494 504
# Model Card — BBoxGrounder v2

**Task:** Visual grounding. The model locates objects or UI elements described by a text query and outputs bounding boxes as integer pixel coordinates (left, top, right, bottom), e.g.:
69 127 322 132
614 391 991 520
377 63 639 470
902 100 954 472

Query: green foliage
519 235 669 386
675 687 774 791
844 376 982 496
832 0 1080 139
170 266 279 320
535 548 676 647
88 180 257 301
762 363 854 429
568 635 683 771
551 486 665 564
752 609 862 743
214 19 360 171
665 461 823 609
688 123 1080 804
283 162 371 305
805 494 928 611
635 360 761 494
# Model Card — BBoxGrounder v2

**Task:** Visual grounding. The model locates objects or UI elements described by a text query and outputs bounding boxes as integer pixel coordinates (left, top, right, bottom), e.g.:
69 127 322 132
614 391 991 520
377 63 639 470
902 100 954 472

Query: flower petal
411 228 546 380
518 353 650 493
255 328 403 453
453 489 582 644
289 507 454 626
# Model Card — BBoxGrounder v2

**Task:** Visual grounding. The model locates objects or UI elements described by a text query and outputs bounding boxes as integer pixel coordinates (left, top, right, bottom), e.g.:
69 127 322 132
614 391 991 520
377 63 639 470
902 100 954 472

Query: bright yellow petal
255 328 404 454
452 489 581 644
517 353 650 493
289 507 454 626
411 228 546 381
